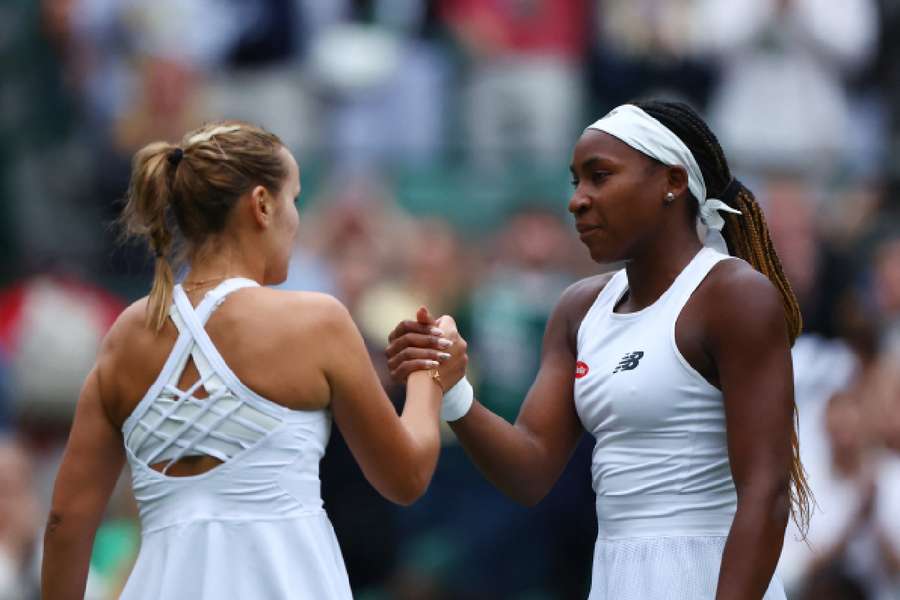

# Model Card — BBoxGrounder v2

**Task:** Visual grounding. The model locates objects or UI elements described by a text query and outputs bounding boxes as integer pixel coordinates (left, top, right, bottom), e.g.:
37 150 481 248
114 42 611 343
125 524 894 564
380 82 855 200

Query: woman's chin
585 244 617 264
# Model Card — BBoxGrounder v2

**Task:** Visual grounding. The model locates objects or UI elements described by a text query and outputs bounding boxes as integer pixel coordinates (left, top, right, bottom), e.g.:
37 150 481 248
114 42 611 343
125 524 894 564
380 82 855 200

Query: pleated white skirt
588 535 787 600
119 512 352 600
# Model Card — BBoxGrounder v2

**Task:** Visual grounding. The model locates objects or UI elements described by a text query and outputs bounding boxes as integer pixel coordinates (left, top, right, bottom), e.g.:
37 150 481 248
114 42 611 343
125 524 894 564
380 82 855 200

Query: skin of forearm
394 370 443 502
715 491 790 600
41 516 97 600
449 401 549 506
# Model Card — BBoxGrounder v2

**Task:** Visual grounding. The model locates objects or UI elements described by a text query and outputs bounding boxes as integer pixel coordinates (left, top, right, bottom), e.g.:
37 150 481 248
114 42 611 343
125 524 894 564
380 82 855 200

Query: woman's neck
621 227 703 312
184 240 265 287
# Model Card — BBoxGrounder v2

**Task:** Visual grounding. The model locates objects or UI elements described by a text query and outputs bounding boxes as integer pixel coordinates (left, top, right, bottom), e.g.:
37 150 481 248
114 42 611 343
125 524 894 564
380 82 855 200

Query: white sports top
119 278 352 600
575 247 738 539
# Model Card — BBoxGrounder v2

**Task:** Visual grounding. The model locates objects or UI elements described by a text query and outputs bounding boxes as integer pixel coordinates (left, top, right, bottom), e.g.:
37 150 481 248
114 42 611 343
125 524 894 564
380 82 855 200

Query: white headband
585 104 741 236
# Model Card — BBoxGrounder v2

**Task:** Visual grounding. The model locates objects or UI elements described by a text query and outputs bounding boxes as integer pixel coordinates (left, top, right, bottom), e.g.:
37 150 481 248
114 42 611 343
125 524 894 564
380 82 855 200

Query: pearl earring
665 192 675 204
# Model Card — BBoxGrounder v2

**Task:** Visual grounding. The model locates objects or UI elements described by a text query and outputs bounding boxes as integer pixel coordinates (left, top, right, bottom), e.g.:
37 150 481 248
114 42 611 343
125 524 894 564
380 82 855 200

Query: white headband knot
585 105 741 248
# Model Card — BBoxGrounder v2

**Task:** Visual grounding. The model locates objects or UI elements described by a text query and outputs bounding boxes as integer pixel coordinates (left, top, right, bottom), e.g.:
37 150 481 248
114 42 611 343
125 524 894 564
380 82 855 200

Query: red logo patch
575 361 589 379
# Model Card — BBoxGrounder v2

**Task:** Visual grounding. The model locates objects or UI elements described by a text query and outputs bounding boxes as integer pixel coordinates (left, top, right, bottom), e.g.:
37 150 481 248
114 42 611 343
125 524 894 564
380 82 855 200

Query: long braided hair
634 100 811 534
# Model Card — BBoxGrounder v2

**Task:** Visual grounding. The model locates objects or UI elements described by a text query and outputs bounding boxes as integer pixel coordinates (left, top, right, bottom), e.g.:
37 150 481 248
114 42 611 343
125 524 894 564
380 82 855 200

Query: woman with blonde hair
41 121 464 599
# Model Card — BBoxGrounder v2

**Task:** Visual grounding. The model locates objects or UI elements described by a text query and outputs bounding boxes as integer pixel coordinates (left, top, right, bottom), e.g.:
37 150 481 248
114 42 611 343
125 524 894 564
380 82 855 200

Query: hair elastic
720 178 743 207
167 148 184 167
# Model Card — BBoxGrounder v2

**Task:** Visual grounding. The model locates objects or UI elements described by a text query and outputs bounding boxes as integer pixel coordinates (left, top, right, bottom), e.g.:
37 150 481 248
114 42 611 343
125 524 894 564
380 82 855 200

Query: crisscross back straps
126 279 281 475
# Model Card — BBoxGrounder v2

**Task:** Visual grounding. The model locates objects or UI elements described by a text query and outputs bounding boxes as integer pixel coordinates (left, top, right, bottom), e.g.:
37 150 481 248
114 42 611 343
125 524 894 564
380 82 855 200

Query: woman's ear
250 185 272 228
667 165 690 200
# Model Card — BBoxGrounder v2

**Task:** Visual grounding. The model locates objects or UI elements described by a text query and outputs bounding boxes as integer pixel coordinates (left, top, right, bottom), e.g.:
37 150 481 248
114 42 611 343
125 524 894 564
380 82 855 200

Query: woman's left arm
41 364 125 600
706 263 794 600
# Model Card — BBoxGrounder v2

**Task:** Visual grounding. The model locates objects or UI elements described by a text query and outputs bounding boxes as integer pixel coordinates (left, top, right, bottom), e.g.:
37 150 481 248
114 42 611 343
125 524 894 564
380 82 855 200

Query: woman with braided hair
40 121 467 599
387 100 810 599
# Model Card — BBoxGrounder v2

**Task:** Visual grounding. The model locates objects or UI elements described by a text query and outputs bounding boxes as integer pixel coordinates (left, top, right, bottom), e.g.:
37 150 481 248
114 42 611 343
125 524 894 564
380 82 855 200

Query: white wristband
441 376 474 422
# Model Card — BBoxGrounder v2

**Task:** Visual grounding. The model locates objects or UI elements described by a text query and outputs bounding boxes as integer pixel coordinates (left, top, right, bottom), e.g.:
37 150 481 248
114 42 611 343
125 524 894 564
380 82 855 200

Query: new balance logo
612 351 644 373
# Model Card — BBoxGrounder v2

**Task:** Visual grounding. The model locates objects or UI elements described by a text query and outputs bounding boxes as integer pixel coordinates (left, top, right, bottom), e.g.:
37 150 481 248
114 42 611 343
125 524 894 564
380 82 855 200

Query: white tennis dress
574 248 787 599
119 278 352 600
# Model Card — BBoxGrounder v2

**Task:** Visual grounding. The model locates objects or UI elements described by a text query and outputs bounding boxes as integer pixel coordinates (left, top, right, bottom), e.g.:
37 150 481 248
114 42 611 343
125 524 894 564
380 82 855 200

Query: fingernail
427 360 440 368
437 338 452 348
430 328 444 336
438 352 451 360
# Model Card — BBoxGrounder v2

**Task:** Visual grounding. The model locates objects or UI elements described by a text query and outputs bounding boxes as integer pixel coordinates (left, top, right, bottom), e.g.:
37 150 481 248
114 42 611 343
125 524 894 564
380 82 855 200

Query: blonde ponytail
121 141 179 331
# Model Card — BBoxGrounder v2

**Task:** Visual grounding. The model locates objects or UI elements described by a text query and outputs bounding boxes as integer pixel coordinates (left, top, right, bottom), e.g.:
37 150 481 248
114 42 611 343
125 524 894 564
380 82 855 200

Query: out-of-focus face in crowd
764 177 819 304
874 237 900 319
825 391 866 468
499 210 572 270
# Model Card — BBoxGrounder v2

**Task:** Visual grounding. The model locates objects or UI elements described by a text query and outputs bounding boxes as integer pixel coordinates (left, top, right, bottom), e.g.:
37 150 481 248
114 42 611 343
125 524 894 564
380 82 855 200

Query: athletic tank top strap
169 279 285 418
662 247 734 318
188 277 260 322
577 269 629 352
169 278 259 397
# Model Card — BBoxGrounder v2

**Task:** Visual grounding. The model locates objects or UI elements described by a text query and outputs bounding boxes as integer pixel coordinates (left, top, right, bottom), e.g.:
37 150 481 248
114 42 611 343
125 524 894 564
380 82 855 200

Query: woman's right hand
386 308 468 390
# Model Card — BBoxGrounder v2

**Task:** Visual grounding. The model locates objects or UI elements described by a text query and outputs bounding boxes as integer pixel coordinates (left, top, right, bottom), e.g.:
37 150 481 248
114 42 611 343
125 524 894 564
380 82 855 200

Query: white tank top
574 247 739 540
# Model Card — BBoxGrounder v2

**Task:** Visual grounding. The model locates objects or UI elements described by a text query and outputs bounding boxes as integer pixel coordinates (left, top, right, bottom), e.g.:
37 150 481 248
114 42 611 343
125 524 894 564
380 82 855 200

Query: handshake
384 307 474 421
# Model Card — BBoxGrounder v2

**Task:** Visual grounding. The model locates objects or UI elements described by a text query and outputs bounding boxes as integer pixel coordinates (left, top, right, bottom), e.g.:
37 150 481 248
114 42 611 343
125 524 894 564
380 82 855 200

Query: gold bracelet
430 368 443 390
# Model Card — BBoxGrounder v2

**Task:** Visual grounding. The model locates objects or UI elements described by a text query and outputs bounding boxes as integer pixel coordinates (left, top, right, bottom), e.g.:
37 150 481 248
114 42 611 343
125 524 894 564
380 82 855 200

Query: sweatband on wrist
441 376 474 422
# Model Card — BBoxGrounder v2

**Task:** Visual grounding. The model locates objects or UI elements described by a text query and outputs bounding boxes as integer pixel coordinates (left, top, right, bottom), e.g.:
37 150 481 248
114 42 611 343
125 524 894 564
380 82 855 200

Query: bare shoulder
99 297 152 357
698 258 789 343
232 288 355 341
555 272 616 328
94 297 155 415
258 288 349 322
545 271 617 350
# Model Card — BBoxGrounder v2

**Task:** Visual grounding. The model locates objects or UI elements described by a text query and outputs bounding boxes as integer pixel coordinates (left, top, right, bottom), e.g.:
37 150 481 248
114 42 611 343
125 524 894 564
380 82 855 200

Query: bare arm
706 264 794 600
446 297 584 506
387 278 605 506
41 366 125 600
322 300 445 506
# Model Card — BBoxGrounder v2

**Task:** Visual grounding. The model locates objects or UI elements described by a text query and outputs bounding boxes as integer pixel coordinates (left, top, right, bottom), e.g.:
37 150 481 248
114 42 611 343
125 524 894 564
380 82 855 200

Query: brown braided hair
634 100 811 535
120 121 286 331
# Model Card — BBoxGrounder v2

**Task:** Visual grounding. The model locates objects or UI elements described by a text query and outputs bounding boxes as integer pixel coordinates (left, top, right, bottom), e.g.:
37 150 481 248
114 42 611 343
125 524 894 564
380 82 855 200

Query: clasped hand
385 307 468 391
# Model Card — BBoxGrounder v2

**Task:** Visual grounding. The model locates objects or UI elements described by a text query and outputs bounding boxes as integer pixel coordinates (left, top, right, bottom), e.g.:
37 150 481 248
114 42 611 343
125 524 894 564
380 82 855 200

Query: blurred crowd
1 0 899 598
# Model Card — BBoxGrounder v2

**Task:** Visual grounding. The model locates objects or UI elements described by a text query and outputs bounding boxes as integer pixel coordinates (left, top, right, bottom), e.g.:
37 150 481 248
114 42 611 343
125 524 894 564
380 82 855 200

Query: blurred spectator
798 564 869 600
872 235 900 353
0 1 89 280
356 218 469 346
0 276 123 428
587 0 717 111
0 438 41 599
0 353 10 433
441 0 590 169
205 0 326 155
294 174 413 315
695 0 879 174
873 0 900 206
311 0 452 166
469 207 576 421
764 175 854 337
780 381 900 600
